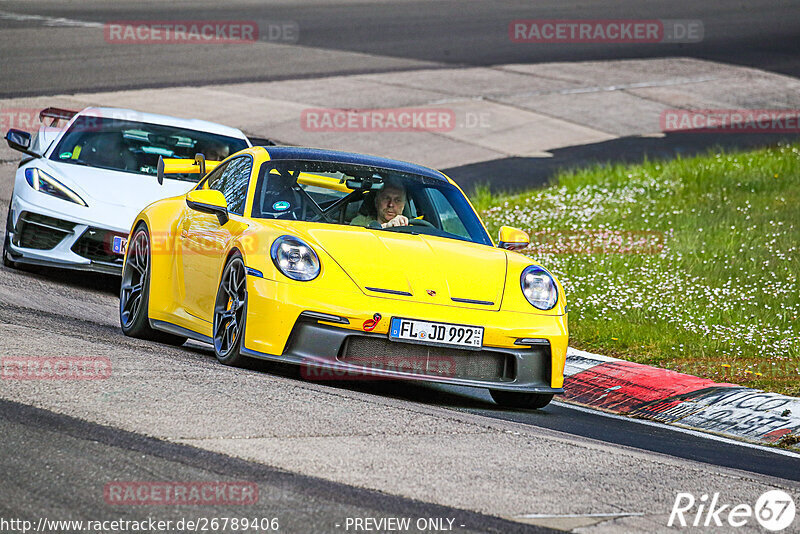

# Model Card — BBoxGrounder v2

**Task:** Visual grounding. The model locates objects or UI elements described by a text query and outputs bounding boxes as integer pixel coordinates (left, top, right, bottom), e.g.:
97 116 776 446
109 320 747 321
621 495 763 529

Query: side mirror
5 129 40 158
498 226 529 251
186 189 229 226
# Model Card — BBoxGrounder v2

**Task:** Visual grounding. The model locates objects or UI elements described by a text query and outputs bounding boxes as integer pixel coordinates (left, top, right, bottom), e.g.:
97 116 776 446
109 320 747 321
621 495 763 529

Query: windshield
250 160 493 246
49 116 249 181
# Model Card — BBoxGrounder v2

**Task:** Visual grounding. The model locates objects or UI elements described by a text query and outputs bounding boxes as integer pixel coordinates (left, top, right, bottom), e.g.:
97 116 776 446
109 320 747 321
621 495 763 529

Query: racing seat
80 133 138 171
258 171 305 220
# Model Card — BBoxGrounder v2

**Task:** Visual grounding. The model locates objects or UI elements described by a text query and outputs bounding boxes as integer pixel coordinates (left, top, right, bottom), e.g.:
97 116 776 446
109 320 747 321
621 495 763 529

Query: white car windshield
49 116 249 181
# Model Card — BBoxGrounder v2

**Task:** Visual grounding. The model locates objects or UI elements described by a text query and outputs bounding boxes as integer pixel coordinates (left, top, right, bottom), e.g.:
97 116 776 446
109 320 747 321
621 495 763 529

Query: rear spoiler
157 154 221 185
39 107 78 126
156 154 355 192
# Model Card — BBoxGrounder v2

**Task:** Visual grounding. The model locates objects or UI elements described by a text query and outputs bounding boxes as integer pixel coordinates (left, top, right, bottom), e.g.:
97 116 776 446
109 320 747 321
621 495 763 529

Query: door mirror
498 226 529 251
5 129 40 158
186 189 229 226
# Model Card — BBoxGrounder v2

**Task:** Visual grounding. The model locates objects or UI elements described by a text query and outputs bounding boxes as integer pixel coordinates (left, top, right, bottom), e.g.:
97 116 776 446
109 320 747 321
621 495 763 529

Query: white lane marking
563 346 619 376
516 512 644 519
555 76 719 95
0 10 103 28
553 400 800 459
567 346 620 362
409 75 720 106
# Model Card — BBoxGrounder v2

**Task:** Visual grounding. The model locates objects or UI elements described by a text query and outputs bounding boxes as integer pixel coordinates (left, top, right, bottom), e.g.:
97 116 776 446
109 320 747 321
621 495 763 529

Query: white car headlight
25 168 88 207
520 265 558 310
270 235 320 281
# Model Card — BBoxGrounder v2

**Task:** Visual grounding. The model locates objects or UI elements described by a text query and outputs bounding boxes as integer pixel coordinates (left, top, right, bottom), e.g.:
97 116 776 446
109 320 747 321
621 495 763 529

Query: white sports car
3 107 251 274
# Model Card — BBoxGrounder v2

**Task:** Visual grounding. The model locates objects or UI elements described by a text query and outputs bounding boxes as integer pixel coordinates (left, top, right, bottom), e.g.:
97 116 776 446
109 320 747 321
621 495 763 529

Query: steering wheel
408 218 435 228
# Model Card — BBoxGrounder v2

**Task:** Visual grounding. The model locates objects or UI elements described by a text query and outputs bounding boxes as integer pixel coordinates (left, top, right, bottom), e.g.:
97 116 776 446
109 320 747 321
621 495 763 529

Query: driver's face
375 186 406 224
206 145 229 161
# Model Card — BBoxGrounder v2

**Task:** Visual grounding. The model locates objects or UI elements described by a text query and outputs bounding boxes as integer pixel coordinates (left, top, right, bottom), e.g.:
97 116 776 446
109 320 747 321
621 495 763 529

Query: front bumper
240 276 568 392
7 196 127 275
242 319 562 394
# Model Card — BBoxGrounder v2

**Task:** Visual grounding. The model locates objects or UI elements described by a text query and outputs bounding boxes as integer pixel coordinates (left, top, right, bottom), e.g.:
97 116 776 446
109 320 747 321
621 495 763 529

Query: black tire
119 224 186 346
212 252 248 366
490 390 554 410
3 208 17 269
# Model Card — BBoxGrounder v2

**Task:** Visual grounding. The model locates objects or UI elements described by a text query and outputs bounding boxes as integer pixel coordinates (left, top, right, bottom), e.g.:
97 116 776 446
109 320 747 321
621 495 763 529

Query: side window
203 161 228 191
428 188 469 239
207 156 252 216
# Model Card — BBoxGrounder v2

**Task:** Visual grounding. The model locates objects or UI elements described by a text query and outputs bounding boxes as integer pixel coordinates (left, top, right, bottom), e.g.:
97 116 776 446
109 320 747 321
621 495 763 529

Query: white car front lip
8 190 127 274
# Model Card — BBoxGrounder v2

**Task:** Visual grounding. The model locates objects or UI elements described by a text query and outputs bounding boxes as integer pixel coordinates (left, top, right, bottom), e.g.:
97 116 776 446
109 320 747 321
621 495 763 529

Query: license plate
112 235 127 255
389 317 483 349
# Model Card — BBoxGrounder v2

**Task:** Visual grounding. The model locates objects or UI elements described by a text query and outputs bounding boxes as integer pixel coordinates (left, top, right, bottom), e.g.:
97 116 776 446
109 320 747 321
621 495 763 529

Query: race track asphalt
0 398 556 534
1 2 799 531
1 0 799 97
0 256 797 533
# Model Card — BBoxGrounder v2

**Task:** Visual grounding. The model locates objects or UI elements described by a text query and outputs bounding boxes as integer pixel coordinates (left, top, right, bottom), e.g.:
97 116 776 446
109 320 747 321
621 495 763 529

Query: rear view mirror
5 129 40 158
344 177 383 191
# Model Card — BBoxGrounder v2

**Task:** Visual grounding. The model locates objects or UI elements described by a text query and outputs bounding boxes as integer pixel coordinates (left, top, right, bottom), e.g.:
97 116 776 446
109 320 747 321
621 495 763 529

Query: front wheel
3 208 17 269
490 390 554 410
119 225 186 345
213 253 248 366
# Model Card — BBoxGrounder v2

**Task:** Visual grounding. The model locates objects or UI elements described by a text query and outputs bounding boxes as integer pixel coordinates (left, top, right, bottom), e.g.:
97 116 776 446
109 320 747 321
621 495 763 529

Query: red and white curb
562 348 800 449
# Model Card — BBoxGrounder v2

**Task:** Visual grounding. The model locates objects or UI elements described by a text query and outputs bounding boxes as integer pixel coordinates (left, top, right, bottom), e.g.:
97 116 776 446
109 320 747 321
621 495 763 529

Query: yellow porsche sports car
119 146 568 408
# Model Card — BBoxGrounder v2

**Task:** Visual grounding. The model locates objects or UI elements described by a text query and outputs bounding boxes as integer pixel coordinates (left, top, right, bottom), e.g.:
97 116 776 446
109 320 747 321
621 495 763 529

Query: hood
304 226 507 311
41 160 195 226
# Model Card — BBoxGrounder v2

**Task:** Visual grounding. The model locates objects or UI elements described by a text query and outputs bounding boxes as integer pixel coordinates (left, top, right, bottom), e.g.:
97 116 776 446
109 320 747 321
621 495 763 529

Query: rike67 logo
668 490 795 531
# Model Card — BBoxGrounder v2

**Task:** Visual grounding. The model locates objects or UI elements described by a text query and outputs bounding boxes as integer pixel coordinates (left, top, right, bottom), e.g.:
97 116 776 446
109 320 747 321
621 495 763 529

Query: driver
351 178 409 228
204 141 230 161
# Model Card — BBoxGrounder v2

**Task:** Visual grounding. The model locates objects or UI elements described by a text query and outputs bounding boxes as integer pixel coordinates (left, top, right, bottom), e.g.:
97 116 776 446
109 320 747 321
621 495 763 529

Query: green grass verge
473 144 800 396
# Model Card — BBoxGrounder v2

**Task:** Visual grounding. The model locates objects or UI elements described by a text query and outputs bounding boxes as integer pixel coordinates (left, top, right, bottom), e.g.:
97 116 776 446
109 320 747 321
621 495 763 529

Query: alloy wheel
213 256 247 360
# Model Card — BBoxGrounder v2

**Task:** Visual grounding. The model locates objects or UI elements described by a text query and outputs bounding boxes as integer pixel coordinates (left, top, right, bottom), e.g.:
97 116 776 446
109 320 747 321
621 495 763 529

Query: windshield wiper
378 225 419 235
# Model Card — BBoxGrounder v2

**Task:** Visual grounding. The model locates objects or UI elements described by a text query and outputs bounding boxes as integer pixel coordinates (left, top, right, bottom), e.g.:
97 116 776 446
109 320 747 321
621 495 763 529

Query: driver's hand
382 215 408 228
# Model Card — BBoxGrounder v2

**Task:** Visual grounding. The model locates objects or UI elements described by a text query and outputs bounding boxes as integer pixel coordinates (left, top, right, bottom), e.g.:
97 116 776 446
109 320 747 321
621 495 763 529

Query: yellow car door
179 156 254 323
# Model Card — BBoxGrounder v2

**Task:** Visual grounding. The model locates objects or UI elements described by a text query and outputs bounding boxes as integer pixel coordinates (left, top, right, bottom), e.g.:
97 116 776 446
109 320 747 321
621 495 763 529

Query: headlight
520 265 558 310
270 235 320 281
25 168 88 207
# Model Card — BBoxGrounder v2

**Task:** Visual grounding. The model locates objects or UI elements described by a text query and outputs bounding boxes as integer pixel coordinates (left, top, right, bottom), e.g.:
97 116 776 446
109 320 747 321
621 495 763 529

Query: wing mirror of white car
186 189 229 226
6 129 41 159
